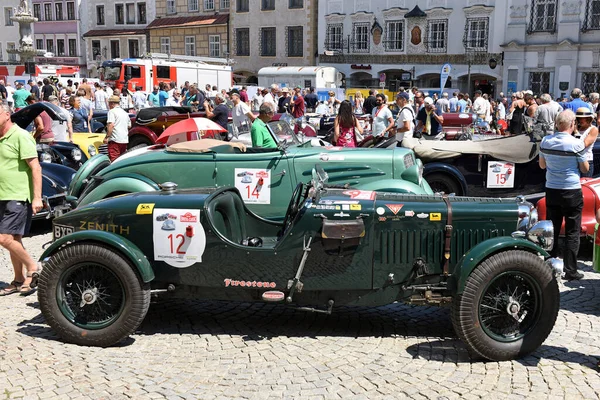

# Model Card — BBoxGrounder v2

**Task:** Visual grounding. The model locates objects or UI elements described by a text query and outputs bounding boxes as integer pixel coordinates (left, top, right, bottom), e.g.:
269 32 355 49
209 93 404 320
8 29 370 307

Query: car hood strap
442 194 453 276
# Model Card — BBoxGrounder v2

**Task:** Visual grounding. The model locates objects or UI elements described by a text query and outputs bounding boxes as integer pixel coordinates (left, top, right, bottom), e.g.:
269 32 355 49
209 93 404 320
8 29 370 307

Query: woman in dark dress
508 91 526 135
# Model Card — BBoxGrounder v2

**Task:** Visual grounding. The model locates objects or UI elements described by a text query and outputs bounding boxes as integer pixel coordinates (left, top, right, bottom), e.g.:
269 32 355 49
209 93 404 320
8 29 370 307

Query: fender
78 175 159 207
68 154 111 198
353 178 432 194
40 230 154 283
423 162 468 195
449 236 551 294
129 126 158 145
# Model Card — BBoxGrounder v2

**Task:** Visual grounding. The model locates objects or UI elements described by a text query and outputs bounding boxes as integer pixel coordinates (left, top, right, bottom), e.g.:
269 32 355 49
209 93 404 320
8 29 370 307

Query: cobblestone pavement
1 221 600 399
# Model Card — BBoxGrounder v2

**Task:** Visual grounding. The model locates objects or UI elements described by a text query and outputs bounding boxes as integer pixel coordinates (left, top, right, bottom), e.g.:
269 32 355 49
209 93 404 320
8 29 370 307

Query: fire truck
100 53 232 92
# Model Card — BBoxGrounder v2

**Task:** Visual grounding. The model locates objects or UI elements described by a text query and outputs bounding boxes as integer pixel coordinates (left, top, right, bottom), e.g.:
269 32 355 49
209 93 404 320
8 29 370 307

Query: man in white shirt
94 84 108 111
251 88 265 112
230 90 256 136
472 90 490 129
371 93 394 137
132 86 147 110
262 84 278 110
103 96 131 161
394 92 414 141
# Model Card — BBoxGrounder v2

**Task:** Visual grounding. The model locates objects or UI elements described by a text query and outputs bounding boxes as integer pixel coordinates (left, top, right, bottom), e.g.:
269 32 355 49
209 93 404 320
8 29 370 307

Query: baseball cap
396 92 410 100
229 89 240 97
295 85 302 90
281 87 289 93
48 95 58 101
423 97 434 105
108 95 120 103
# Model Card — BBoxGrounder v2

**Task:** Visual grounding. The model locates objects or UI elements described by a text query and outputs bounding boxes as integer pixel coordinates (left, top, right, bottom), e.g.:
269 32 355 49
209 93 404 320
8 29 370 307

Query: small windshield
267 120 301 145
101 61 122 81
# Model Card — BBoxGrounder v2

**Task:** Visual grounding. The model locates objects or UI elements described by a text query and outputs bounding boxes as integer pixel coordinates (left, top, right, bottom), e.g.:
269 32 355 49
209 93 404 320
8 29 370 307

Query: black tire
451 250 559 361
128 135 152 150
38 243 151 347
425 172 462 195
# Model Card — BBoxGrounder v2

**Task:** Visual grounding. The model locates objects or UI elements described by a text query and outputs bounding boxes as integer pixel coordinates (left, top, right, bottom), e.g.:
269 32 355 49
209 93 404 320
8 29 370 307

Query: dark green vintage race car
67 122 432 220
38 167 561 361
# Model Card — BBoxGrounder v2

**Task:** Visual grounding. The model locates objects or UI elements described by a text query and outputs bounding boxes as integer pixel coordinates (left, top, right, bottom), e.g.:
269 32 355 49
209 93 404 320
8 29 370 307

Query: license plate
53 224 74 240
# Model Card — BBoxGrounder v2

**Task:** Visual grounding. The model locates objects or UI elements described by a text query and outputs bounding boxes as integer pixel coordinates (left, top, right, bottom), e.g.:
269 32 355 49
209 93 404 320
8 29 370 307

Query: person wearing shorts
0 104 44 296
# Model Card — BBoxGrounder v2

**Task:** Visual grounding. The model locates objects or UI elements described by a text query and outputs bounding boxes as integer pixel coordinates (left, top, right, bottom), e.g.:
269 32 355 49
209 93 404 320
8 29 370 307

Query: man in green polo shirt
12 82 30 110
250 103 278 149
0 104 43 296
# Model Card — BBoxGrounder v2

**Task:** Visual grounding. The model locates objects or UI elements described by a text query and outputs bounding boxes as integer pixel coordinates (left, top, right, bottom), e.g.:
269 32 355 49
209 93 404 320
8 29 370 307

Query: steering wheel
281 183 305 232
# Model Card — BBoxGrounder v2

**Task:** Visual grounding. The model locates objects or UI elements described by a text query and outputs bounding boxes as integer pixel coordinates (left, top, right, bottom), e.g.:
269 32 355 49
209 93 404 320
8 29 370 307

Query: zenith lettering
79 221 130 235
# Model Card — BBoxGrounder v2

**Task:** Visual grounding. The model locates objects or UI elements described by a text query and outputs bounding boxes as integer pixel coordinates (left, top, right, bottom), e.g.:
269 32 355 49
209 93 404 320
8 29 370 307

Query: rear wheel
38 243 151 347
451 250 559 361
128 136 152 150
425 172 462 195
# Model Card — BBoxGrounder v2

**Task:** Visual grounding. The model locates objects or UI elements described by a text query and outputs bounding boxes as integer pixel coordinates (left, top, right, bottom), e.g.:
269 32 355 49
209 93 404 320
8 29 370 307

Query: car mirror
277 138 289 151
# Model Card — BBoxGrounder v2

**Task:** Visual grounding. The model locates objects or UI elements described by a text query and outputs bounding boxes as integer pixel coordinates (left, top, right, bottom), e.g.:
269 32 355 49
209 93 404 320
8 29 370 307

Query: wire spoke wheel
479 271 541 342
451 250 559 361
58 263 125 330
38 243 150 347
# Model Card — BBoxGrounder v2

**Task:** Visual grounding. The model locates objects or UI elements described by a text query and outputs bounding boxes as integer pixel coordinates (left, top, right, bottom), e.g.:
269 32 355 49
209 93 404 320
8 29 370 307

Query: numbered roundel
152 208 206 268
235 168 271 204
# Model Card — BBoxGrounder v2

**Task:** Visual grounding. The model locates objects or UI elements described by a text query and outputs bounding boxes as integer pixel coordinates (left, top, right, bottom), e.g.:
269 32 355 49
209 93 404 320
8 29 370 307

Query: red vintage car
537 177 600 237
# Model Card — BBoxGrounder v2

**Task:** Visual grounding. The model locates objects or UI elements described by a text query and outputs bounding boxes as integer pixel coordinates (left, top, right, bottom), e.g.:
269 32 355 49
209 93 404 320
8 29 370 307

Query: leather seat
206 191 247 244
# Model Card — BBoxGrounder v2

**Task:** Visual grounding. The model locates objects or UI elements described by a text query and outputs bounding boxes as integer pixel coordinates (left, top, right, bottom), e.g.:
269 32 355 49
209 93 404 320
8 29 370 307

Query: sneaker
562 271 584 281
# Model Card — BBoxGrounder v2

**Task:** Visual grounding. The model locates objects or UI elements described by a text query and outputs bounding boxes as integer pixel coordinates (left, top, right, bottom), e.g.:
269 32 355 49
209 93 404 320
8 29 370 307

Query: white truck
258 66 342 89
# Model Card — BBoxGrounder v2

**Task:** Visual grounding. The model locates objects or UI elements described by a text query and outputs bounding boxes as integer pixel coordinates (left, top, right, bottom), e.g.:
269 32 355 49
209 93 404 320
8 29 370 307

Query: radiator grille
377 228 507 266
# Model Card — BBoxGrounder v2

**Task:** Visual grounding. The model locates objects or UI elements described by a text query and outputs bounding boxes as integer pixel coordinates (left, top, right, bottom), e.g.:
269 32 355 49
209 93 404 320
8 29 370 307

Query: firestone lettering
224 279 276 288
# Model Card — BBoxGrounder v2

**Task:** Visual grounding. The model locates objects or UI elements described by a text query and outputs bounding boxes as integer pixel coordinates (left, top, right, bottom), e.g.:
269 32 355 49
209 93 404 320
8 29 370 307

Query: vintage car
537 177 600 237
127 106 208 149
11 103 89 170
37 167 561 361
402 133 600 198
66 125 432 219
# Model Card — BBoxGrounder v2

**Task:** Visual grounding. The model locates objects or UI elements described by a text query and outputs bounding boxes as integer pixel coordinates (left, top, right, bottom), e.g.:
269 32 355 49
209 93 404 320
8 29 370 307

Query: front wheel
425 172 463 195
38 243 151 347
451 250 559 361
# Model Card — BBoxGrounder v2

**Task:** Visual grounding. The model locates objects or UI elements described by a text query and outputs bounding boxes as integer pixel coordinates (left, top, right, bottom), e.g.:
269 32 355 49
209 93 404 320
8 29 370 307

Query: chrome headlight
71 148 82 161
527 220 554 251
517 202 534 231
88 145 97 157
39 152 52 163
415 158 424 185
529 208 538 226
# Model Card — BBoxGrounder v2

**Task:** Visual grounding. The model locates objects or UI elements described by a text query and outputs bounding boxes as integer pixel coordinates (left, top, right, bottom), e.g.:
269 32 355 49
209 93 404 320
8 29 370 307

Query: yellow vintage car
72 132 106 158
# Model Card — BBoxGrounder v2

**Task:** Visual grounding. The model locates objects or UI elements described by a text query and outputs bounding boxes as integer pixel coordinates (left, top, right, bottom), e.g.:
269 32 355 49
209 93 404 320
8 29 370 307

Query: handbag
354 127 364 142
506 110 513 120
353 117 364 142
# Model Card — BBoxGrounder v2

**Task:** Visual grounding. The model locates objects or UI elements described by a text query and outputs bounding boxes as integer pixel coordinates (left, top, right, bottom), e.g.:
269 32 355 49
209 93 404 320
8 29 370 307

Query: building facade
31 0 85 73
230 0 318 84
502 0 600 98
147 0 229 61
83 0 155 77
318 0 507 97
0 1 23 77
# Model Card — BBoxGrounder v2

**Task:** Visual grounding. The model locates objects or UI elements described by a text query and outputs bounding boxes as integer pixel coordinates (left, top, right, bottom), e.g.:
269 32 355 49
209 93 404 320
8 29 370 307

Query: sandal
0 281 23 296
19 267 43 296
27 266 43 289
19 284 36 296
